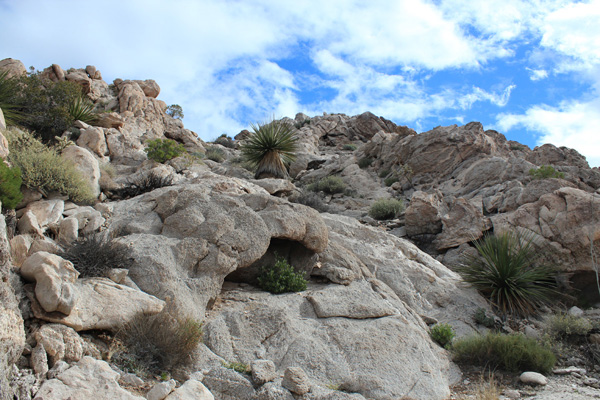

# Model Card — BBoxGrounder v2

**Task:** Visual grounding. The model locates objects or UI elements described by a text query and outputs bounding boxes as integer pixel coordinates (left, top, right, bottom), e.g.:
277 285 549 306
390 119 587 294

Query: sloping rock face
105 171 328 320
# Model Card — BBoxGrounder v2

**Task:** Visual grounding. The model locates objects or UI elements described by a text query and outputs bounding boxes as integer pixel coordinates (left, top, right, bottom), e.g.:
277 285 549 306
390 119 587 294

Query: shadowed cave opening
225 238 317 286
570 271 600 306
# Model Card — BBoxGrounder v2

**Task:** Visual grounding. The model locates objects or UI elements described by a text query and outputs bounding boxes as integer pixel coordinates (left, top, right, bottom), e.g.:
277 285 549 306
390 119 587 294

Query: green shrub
342 144 357 151
384 176 398 187
68 95 96 124
457 231 558 317
145 138 186 163
473 308 496 328
368 198 404 220
430 323 455 348
358 157 373 169
307 175 346 194
205 146 226 162
0 71 25 126
544 313 593 340
59 234 130 278
452 332 556 374
6 128 95 203
214 134 235 149
258 255 307 294
529 165 564 179
114 310 202 376
0 161 23 209
165 104 184 119
378 169 390 178
240 119 298 179
223 361 251 375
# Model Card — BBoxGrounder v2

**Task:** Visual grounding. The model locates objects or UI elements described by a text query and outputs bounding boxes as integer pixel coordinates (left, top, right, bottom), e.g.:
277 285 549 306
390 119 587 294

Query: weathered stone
134 79 160 98
61 145 101 198
58 217 78 245
65 69 92 93
41 64 66 82
146 379 177 400
120 372 144 387
31 343 48 376
202 367 255 400
29 277 164 331
30 236 63 255
95 112 125 129
34 356 145 400
21 252 79 314
34 323 83 365
47 360 70 379
405 191 443 236
568 306 584 317
17 210 43 236
118 81 146 115
20 199 64 230
282 367 311 395
0 58 27 78
256 382 295 400
164 379 214 400
10 234 33 267
519 371 547 385
86 65 102 80
252 359 277 385
77 126 108 156
0 128 8 158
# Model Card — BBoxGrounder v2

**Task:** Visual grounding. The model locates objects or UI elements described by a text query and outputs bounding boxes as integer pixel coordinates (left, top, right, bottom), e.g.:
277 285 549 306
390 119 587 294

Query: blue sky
1 0 600 166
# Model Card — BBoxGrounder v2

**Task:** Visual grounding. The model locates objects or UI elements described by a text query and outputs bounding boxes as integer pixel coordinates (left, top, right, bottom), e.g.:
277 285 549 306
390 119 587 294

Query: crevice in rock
569 271 600 306
225 238 317 286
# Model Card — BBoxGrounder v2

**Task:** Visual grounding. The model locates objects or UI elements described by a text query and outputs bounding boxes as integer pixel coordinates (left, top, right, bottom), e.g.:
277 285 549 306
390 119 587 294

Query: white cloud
497 99 600 167
526 68 548 81
457 85 516 108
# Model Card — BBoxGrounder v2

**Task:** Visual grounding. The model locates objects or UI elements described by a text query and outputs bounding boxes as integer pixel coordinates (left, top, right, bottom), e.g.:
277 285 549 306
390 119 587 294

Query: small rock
504 389 521 398
120 372 144 387
251 359 277 385
554 366 587 375
584 377 600 387
568 306 584 317
31 342 48 376
146 379 176 400
47 360 70 379
282 367 311 395
519 371 548 386
524 325 540 339
164 379 214 400
589 333 600 345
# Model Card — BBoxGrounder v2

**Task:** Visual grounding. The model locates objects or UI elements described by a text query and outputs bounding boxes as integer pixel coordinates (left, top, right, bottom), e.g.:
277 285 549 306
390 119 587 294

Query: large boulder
61 145 101 197
0 58 27 78
134 79 160 98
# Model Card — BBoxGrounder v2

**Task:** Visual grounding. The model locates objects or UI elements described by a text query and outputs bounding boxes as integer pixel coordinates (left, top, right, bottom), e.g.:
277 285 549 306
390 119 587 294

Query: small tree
145 138 186 163
166 104 184 119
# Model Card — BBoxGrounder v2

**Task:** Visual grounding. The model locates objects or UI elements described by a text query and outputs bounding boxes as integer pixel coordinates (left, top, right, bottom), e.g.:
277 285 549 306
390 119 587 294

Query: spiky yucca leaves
68 95 96 124
457 231 558 317
241 120 298 179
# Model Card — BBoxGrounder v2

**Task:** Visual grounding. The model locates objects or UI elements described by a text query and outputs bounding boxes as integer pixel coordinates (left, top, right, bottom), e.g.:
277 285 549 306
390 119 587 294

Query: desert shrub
452 332 556 374
529 165 564 180
114 310 202 376
145 139 186 163
59 234 130 278
0 161 23 209
240 119 297 179
5 73 87 142
165 104 184 119
214 134 235 149
544 313 593 340
474 308 496 328
457 231 558 317
368 198 404 220
384 176 398 187
294 118 311 129
113 171 174 199
229 156 256 173
358 157 373 169
473 375 500 400
205 146 226 162
258 255 307 294
378 169 390 178
307 175 346 194
223 361 251 375
68 95 96 124
342 143 357 151
292 191 329 213
0 71 25 126
430 323 455 348
5 128 95 203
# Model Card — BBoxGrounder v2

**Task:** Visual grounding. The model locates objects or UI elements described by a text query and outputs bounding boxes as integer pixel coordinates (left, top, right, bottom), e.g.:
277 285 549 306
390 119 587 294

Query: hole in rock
225 238 317 286
569 271 600 306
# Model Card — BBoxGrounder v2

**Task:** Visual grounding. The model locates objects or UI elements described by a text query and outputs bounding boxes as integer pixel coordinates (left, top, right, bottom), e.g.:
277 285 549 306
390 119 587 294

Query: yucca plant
457 231 558 317
240 119 298 179
68 95 96 124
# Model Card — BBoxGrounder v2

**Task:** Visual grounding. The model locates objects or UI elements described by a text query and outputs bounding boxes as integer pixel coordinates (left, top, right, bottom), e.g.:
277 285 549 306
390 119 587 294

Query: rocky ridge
0 58 598 400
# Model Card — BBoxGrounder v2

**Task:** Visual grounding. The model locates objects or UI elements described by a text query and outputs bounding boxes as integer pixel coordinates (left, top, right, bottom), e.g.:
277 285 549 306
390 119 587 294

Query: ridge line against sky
1 0 599 166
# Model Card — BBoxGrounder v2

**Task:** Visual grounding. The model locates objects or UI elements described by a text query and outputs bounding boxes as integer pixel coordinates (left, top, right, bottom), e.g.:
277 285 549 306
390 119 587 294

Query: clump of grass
457 231 558 317
205 146 226 162
544 313 592 340
384 176 399 187
113 171 174 199
59 234 131 278
307 175 346 194
145 138 186 163
214 134 235 149
223 361 251 375
368 198 404 220
529 165 564 180
452 332 556 374
5 128 95 204
0 161 23 209
114 310 203 376
430 323 455 348
473 375 500 400
378 169 390 178
258 255 307 294
342 143 357 151
292 190 329 213
358 157 373 169
473 308 496 328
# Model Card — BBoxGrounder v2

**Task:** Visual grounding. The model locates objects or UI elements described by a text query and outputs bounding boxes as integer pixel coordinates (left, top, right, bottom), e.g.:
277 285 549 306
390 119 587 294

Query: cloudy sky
1 0 599 166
